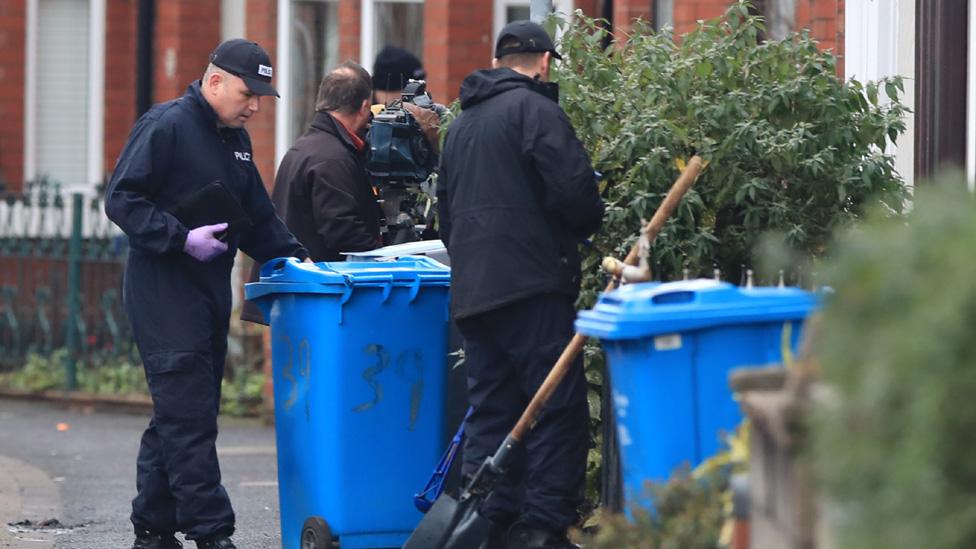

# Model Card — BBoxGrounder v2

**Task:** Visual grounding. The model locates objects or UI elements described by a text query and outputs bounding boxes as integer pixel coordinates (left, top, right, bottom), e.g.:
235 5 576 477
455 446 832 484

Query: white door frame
275 0 293 170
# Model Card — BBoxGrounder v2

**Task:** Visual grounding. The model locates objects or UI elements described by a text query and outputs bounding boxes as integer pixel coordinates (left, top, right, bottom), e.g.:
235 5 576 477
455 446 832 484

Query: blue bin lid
244 255 450 301
575 279 817 340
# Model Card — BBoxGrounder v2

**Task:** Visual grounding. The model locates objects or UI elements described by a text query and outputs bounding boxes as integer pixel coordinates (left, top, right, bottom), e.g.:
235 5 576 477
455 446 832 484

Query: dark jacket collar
310 111 362 153
459 67 559 110
185 81 221 126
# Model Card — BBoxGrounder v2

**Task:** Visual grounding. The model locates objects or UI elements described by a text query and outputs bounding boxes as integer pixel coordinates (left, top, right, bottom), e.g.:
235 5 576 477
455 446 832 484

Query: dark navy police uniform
105 82 306 541
438 62 604 543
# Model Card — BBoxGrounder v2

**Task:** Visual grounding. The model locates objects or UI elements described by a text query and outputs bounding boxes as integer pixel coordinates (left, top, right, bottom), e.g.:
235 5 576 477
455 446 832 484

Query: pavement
0 397 282 548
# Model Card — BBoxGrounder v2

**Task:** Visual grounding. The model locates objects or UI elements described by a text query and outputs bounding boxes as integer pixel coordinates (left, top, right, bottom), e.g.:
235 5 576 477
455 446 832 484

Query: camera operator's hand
403 102 441 154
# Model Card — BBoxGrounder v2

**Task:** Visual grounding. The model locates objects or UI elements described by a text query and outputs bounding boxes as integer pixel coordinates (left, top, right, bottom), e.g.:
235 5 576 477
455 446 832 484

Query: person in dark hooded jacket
438 20 604 549
104 39 306 549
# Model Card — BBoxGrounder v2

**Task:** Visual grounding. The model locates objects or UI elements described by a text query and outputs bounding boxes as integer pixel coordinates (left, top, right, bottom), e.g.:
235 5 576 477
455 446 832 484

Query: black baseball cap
494 20 562 61
209 39 279 97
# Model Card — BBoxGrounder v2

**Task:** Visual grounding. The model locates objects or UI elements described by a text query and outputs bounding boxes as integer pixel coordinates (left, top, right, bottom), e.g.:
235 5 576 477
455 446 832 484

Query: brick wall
672 0 729 34
0 0 25 192
613 0 652 41
424 0 493 104
337 0 361 63
103 0 137 179
574 0 601 19
244 0 277 192
154 1 221 104
795 0 845 76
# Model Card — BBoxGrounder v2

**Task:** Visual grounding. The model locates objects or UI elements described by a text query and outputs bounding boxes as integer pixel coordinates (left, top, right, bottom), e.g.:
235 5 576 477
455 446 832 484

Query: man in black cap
372 45 426 106
105 38 307 549
438 20 604 549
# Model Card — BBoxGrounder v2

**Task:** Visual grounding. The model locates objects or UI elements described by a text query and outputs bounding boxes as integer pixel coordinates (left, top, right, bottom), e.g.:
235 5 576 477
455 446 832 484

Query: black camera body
366 80 440 187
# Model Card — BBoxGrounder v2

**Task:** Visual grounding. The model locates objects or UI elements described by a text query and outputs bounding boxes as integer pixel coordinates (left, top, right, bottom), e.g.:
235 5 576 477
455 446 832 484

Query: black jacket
272 111 382 262
105 82 306 338
240 111 382 324
438 68 604 319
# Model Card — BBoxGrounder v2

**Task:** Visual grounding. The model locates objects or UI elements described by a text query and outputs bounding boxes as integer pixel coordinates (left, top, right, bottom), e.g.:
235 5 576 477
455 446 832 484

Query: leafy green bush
580 424 748 548
554 1 908 296
813 174 976 548
547 0 909 513
582 468 728 549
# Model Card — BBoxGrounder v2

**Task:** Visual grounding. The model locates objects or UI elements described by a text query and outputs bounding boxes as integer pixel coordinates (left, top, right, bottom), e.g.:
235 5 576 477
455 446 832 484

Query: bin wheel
301 516 335 549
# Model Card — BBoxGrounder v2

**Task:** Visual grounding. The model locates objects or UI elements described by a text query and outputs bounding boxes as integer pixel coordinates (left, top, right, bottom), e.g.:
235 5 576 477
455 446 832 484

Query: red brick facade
104 0 137 181
613 0 652 41
795 0 845 75
337 0 361 64
154 1 221 105
0 0 26 191
0 0 849 195
423 0 494 104
672 0 728 34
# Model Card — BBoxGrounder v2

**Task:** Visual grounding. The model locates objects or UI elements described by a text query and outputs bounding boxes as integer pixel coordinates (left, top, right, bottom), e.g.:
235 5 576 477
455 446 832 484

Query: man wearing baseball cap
438 20 604 549
105 39 306 549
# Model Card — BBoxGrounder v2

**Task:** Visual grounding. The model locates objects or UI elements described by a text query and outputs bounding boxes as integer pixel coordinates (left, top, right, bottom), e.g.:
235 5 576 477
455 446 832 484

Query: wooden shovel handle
510 156 703 442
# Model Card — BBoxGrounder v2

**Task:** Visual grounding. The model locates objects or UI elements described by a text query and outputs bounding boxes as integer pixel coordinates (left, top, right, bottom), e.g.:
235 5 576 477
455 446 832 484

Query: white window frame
493 0 574 44
24 0 105 194
360 0 424 83
275 0 341 169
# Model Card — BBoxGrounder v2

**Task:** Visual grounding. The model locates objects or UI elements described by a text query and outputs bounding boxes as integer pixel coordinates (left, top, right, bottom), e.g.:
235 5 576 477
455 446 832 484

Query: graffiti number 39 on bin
352 343 425 430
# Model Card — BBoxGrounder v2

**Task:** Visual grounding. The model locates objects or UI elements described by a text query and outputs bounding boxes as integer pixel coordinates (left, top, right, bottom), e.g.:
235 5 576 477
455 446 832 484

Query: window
361 0 424 78
493 0 574 45
26 0 104 190
289 0 339 142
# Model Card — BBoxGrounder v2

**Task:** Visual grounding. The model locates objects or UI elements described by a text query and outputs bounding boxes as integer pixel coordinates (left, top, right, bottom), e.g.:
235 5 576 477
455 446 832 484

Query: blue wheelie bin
575 279 817 507
245 256 451 549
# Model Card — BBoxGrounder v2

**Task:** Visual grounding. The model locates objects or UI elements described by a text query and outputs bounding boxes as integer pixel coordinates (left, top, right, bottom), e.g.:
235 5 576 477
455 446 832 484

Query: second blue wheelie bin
576 279 817 507
245 256 451 549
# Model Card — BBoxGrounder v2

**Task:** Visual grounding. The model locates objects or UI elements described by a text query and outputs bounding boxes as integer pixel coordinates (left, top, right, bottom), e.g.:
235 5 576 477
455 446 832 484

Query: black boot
131 529 183 549
506 521 580 549
195 535 236 549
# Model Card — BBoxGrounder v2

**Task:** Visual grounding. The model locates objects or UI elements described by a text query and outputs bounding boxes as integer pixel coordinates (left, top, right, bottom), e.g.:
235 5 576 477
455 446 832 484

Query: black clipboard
171 180 253 241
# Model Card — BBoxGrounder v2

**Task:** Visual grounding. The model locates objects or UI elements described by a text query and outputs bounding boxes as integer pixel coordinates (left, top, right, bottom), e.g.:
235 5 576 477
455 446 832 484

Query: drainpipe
136 0 155 117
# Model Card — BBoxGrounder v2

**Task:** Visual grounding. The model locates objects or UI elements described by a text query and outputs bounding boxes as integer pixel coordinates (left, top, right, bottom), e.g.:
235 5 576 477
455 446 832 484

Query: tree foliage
553 0 908 306
813 174 976 549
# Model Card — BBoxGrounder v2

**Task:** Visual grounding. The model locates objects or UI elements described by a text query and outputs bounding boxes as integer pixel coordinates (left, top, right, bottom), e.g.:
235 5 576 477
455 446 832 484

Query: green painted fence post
64 193 83 390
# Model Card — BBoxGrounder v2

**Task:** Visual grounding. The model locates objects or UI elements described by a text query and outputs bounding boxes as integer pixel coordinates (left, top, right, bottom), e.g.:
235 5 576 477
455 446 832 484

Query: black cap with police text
494 20 562 61
209 39 279 97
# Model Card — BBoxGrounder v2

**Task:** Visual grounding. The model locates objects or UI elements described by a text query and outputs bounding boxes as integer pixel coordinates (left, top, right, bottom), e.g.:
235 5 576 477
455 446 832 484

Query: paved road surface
0 398 281 548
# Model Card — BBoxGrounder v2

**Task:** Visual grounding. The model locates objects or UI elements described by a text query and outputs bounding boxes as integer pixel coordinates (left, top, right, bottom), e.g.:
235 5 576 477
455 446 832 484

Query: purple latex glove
183 223 229 262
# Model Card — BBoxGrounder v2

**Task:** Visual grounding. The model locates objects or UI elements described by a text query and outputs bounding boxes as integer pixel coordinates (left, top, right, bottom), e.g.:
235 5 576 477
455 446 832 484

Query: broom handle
509 156 703 442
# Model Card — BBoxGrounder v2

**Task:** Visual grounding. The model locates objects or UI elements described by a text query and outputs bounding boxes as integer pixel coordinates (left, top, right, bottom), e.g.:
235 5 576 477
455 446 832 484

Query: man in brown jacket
273 61 383 262
241 61 382 323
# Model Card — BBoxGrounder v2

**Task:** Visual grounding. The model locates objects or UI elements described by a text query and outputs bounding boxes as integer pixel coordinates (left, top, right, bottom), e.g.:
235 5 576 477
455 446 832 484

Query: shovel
403 156 704 549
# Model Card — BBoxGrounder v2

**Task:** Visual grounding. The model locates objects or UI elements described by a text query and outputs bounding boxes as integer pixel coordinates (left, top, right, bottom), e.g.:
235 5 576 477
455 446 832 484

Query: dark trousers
456 293 589 532
129 329 235 541
123 252 237 541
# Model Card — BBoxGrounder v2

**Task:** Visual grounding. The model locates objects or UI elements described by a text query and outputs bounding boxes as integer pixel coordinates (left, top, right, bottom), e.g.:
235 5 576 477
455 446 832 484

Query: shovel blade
403 492 494 549
403 494 460 549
